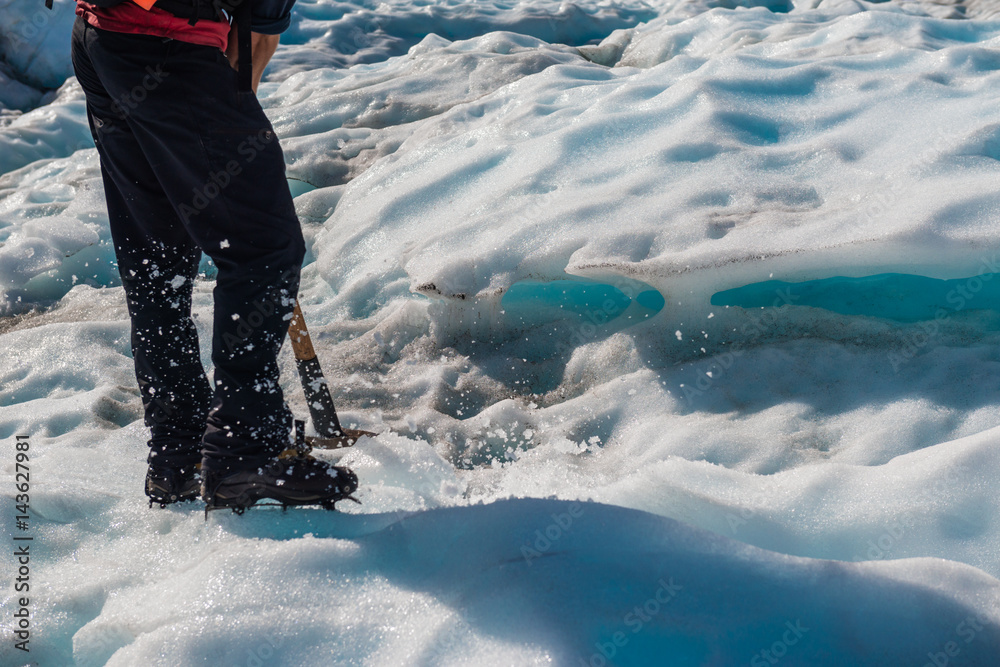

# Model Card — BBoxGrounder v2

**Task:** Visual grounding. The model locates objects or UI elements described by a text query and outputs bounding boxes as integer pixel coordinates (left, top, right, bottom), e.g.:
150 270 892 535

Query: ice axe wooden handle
288 300 375 448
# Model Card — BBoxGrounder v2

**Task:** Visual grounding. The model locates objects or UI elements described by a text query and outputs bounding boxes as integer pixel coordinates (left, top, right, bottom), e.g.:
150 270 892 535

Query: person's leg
107 178 212 469
75 21 305 473
72 18 211 476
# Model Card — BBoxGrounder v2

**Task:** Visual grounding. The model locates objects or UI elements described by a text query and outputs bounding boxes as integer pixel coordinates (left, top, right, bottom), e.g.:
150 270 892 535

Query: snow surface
4 0 1000 663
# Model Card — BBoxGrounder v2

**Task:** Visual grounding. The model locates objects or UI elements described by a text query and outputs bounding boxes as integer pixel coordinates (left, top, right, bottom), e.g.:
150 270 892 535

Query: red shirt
76 0 230 50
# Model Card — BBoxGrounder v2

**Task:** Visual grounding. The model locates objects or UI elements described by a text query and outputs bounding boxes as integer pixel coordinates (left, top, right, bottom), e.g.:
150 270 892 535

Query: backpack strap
235 0 251 92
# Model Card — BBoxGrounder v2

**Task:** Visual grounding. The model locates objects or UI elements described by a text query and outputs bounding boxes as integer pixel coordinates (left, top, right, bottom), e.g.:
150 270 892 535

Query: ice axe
288 300 375 449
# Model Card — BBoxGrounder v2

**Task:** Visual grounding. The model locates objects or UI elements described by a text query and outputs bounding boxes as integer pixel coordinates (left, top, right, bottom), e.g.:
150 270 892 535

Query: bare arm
225 29 280 94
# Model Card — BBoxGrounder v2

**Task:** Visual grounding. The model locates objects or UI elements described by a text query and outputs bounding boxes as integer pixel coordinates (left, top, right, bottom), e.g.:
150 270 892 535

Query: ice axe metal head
306 430 376 449
288 301 377 446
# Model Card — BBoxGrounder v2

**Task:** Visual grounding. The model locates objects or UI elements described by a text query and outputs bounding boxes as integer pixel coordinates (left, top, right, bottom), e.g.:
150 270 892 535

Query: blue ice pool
711 272 1000 322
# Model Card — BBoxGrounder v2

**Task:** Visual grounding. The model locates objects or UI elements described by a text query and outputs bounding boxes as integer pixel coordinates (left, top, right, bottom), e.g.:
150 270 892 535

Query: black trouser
71 18 305 473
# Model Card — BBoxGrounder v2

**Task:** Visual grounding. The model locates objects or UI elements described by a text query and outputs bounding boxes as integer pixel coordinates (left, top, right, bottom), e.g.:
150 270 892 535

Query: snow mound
5 484 1000 665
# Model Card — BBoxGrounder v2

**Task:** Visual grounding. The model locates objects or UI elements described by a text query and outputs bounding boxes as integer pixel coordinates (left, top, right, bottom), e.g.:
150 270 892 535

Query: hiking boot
201 455 358 513
146 463 201 508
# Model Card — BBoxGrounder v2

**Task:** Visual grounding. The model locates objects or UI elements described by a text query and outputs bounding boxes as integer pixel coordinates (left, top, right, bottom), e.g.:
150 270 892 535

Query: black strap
45 0 53 9
236 0 252 93
152 0 220 21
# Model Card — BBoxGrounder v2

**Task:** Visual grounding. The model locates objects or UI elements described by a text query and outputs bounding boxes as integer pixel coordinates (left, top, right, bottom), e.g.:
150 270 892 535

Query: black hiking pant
71 18 305 473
